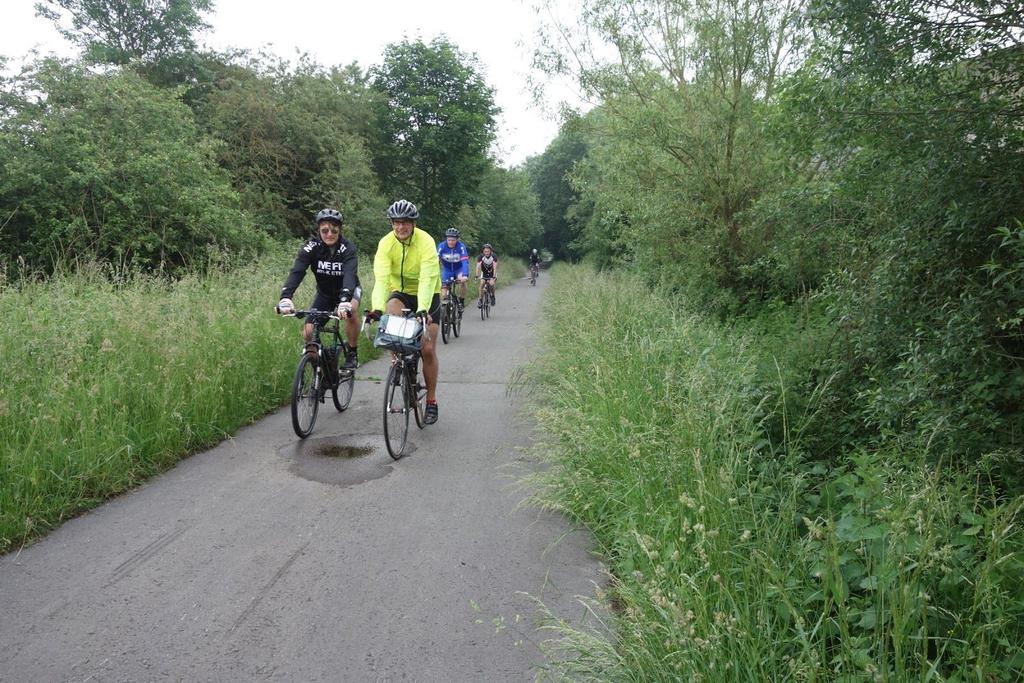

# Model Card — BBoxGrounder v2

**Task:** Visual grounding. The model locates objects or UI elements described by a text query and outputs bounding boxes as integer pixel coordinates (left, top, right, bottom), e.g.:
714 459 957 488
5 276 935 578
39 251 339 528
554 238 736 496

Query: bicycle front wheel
453 301 462 337
383 362 410 459
291 354 320 438
441 300 451 344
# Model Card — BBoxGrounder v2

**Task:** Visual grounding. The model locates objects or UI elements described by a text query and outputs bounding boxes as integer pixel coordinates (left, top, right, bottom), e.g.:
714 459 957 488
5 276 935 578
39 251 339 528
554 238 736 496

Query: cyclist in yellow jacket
371 199 443 424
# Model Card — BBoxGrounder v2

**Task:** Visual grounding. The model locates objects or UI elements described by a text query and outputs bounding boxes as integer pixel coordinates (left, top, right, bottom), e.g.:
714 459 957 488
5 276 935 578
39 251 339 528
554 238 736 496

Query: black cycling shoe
343 348 358 370
424 402 438 425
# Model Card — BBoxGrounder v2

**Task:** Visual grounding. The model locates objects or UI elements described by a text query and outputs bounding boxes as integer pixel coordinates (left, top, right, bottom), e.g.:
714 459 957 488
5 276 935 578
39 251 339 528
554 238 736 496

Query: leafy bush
0 60 249 274
199 55 387 252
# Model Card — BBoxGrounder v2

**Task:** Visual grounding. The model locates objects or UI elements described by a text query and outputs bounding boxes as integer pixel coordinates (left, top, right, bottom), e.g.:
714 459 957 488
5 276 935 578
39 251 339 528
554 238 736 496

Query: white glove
336 301 353 318
277 298 294 314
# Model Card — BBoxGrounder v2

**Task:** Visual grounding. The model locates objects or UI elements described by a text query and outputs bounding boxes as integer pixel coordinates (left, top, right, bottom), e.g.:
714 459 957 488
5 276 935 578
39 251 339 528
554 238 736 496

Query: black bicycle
283 309 359 438
440 278 464 344
529 263 539 285
373 310 430 459
477 277 494 320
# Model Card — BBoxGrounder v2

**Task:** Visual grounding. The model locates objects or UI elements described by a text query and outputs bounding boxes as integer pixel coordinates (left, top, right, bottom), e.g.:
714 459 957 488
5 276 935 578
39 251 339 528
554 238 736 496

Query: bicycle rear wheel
291 354 320 438
383 362 410 459
333 371 354 411
325 344 353 411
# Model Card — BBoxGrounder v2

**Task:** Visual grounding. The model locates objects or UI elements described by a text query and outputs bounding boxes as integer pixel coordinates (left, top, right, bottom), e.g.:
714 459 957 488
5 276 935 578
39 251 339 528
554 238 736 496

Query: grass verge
525 264 1023 681
0 250 379 552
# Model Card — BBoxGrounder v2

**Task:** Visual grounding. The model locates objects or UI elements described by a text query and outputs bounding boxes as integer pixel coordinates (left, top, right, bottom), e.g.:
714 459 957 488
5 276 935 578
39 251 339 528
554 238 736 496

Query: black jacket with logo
280 237 360 301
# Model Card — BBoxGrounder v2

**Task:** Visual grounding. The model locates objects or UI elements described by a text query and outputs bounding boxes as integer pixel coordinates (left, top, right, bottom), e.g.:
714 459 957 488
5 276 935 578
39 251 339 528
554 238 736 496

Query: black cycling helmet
315 207 343 225
445 227 459 238
387 199 419 220
482 243 493 250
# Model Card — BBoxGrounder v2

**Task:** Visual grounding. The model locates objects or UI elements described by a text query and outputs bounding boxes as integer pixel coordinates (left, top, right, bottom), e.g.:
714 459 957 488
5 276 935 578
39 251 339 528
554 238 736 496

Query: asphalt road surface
0 274 604 682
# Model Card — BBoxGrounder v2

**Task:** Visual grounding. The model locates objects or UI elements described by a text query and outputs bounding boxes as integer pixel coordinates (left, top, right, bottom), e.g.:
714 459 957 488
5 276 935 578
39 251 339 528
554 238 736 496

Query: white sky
0 0 586 166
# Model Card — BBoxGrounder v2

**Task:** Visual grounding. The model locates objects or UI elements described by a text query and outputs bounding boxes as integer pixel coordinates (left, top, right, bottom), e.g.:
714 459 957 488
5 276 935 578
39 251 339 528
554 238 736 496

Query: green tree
533 0 805 296
526 121 587 260
454 165 541 256
0 59 247 273
371 37 499 228
35 0 214 66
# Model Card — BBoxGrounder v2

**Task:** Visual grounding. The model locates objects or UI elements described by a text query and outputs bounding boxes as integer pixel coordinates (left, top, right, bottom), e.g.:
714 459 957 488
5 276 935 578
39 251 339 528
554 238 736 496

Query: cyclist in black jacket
277 208 362 369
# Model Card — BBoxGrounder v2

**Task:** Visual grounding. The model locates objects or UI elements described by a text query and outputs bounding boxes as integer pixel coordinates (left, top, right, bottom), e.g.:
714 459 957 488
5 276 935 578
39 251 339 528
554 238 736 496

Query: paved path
0 275 602 682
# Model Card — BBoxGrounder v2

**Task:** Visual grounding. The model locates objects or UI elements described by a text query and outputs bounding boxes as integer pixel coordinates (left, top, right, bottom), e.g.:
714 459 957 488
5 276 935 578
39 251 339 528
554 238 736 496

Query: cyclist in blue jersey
437 227 470 312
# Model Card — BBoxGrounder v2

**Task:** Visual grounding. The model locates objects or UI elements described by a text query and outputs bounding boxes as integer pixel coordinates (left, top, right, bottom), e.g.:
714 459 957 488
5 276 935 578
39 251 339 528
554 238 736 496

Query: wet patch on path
280 435 393 487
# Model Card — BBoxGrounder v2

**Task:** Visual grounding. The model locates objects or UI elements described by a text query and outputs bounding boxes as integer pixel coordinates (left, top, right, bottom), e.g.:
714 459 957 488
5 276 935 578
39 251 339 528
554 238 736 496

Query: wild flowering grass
0 251 378 552
526 265 1024 682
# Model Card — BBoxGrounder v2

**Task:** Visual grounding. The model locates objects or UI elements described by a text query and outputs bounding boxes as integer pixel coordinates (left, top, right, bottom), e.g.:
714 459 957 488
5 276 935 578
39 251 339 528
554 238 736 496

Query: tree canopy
370 37 499 229
35 0 214 66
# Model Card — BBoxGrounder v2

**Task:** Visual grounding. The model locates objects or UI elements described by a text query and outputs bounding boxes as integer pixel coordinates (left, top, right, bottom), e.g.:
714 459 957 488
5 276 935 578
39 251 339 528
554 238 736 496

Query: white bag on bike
373 315 423 353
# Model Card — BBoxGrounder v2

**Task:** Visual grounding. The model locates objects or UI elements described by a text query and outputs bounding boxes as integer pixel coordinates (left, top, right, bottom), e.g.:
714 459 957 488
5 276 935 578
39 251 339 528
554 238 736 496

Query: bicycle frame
291 310 346 387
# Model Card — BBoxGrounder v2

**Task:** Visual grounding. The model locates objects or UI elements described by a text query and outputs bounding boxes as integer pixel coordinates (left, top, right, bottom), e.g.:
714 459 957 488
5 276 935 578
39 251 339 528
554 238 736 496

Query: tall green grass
0 251 378 552
526 265 1024 681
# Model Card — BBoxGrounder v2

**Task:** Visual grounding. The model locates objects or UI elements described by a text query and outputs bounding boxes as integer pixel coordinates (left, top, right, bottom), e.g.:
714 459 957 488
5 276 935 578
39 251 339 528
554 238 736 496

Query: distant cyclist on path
476 243 498 308
528 248 541 280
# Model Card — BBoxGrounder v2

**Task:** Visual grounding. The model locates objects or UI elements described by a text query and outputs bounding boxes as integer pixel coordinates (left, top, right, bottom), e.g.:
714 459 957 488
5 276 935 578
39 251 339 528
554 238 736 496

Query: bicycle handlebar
282 308 375 333
280 308 340 321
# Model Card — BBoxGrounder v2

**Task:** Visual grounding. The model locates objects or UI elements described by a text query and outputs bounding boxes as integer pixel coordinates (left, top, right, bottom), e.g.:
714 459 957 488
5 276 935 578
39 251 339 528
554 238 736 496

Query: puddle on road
280 435 392 487
315 444 373 459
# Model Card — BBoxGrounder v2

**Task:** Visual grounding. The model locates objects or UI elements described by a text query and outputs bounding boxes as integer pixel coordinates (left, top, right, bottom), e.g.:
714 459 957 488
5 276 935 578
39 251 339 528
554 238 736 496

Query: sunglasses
319 226 340 235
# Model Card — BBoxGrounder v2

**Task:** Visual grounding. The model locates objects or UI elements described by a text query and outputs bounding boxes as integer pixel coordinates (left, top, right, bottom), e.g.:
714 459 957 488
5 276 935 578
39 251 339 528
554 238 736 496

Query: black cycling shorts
388 291 441 322
310 286 362 313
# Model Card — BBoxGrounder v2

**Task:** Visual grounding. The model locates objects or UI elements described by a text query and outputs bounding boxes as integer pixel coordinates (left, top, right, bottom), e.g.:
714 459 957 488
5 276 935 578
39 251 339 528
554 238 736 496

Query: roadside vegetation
521 0 1023 676
0 256 382 552
527 266 1023 681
